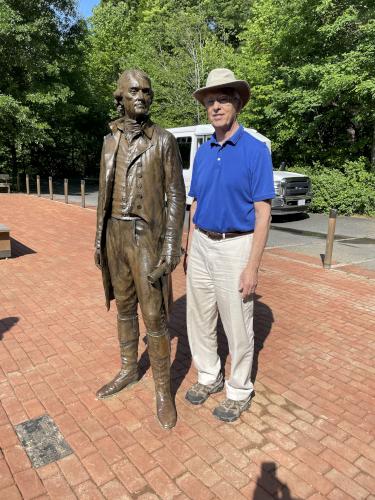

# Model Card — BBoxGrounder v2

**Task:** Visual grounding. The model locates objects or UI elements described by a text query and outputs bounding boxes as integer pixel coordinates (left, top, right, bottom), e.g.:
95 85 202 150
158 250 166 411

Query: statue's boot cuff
147 330 176 429
96 314 139 399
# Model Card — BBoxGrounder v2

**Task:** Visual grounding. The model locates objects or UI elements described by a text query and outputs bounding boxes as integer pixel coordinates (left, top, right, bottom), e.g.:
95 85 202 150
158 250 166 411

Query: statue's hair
114 69 153 99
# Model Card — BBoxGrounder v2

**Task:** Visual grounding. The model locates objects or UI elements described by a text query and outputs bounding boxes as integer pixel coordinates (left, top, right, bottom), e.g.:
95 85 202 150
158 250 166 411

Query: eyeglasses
204 95 237 108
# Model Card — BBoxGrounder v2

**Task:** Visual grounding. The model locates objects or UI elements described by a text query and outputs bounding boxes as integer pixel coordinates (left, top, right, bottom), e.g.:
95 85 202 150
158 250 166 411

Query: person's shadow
0 317 19 340
138 294 192 394
253 462 300 499
138 292 274 397
251 293 274 384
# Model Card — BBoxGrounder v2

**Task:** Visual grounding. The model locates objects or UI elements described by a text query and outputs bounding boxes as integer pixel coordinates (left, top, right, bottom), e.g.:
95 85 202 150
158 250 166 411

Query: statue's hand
94 248 102 270
156 254 180 274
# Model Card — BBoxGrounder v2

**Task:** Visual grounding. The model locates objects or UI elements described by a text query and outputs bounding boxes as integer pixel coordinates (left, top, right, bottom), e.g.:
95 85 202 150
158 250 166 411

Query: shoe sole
185 382 224 405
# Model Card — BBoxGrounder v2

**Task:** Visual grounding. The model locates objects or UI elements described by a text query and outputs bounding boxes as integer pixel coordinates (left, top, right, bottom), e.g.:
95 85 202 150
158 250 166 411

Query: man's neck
214 120 240 144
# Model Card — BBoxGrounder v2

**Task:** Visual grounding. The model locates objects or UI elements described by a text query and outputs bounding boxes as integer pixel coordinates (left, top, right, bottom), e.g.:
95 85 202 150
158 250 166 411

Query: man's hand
94 249 102 270
239 265 258 299
156 254 180 275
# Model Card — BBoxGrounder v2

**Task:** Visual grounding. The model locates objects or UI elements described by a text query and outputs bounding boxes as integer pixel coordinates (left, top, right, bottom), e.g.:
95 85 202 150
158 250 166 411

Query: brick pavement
0 193 374 500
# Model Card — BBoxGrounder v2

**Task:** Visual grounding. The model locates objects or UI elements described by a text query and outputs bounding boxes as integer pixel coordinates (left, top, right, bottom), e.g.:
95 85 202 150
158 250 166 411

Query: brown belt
197 227 253 241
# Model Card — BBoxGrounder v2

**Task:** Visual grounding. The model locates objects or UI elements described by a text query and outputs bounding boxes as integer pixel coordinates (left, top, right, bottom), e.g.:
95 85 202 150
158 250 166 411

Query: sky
77 0 99 18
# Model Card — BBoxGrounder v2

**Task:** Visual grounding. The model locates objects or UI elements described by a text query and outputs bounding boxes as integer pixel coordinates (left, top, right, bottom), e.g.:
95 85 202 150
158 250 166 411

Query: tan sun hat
193 68 250 107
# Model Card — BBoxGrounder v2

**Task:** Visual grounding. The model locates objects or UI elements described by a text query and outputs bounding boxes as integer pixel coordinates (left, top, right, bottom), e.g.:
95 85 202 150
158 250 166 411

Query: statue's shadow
0 316 19 340
138 293 274 397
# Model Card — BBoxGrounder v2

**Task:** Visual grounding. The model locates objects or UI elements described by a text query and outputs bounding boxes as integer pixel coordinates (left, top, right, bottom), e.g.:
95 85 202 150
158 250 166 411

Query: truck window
197 135 211 148
176 137 192 170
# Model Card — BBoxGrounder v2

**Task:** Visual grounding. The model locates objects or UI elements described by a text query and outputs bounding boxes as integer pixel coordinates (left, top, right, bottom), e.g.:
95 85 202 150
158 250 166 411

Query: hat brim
193 80 251 108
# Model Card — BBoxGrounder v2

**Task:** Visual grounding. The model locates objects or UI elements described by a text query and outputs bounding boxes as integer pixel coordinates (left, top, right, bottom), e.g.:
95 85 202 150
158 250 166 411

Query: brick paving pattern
0 194 374 499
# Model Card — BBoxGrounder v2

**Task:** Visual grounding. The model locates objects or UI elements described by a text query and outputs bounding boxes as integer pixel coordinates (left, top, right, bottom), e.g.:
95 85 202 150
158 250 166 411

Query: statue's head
114 69 153 120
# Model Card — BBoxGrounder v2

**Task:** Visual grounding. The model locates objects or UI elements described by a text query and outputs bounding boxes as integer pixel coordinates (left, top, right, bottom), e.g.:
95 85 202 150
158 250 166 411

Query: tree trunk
10 142 17 191
371 123 375 172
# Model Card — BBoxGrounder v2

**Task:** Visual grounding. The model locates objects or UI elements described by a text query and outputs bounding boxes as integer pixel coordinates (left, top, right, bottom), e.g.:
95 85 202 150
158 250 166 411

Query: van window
176 137 192 170
197 135 211 147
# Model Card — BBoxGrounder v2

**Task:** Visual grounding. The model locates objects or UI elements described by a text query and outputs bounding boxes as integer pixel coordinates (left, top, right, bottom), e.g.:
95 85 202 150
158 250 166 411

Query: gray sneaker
212 394 253 422
185 377 224 405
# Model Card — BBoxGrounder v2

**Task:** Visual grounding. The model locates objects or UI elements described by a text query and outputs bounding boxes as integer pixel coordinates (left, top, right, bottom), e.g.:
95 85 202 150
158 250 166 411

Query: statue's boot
96 315 139 399
147 331 176 429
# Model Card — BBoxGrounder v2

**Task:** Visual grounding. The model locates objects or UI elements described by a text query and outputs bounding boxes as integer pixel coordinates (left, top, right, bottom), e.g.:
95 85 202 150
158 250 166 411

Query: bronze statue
94 69 185 429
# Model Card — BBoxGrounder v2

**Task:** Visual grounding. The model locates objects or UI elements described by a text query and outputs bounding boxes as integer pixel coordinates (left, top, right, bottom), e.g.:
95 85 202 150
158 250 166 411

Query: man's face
120 74 153 120
204 89 239 131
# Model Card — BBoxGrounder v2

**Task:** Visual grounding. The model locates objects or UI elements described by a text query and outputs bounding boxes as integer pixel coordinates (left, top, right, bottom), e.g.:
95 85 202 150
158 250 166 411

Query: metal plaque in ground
15 414 73 468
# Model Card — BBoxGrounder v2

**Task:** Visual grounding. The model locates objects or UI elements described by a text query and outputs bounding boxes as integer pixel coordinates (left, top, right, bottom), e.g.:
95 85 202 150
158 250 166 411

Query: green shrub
291 158 375 216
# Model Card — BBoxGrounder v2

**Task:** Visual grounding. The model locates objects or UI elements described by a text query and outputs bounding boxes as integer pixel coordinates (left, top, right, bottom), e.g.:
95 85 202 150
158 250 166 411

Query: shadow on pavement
252 294 274 384
138 291 274 398
272 212 310 224
11 238 36 258
138 293 192 396
0 317 19 340
253 462 299 499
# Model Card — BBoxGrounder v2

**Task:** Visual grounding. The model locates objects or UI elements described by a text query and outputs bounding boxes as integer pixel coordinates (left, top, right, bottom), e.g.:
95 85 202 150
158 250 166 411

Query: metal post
26 174 30 195
64 178 68 204
323 209 337 269
36 175 41 197
49 176 53 200
81 179 85 208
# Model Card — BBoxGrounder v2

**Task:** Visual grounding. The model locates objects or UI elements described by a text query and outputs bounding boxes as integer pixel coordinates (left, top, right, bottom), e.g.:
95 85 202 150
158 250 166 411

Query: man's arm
183 199 196 273
239 199 271 298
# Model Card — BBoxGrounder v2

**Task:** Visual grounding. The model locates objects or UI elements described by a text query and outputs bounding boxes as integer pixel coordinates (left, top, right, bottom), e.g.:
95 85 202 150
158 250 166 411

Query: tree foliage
236 0 375 169
0 0 92 181
1 0 375 214
86 0 235 127
293 159 375 215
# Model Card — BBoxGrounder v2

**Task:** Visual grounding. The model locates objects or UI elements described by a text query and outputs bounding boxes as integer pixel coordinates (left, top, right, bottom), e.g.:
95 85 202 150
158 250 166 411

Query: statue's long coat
95 118 186 314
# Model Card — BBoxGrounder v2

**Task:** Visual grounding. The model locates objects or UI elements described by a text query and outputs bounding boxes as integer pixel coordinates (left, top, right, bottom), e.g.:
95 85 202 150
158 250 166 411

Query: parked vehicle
168 124 312 214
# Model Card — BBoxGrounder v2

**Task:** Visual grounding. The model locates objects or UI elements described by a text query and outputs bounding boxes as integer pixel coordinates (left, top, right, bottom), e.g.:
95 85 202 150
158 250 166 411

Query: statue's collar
109 117 154 140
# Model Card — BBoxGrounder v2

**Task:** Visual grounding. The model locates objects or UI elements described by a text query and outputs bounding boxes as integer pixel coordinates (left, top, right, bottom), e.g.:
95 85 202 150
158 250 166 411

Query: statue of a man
94 69 186 429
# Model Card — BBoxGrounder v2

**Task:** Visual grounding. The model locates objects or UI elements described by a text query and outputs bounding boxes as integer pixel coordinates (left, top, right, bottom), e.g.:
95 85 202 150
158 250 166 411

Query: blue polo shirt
189 125 275 232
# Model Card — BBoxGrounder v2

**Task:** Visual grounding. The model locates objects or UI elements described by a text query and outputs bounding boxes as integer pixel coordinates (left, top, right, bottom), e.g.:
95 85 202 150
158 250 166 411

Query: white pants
187 229 254 401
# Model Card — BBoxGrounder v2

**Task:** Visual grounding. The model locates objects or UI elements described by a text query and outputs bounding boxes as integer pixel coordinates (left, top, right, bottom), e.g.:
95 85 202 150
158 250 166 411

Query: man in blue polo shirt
185 68 275 422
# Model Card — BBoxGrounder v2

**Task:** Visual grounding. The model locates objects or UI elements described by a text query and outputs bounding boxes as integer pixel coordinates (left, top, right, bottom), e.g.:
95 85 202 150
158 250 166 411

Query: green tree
86 0 236 128
0 0 90 184
236 0 375 169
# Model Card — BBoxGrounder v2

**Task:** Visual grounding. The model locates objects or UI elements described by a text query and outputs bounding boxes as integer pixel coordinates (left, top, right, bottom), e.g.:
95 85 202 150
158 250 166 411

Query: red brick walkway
0 194 374 499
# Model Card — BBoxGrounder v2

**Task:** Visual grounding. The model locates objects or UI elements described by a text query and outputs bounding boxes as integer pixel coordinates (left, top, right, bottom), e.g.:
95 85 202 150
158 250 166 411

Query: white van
168 124 312 214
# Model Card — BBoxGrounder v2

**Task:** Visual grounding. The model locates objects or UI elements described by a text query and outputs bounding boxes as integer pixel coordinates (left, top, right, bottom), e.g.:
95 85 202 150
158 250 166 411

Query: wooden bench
0 224 11 258
0 174 11 193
